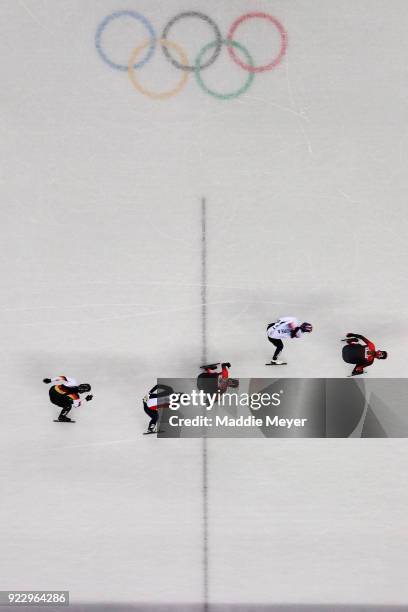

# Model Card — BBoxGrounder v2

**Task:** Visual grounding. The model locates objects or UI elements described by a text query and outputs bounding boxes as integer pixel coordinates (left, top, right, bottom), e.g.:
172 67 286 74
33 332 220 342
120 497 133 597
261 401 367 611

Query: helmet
78 383 91 394
301 322 313 333
376 351 388 360
57 376 78 387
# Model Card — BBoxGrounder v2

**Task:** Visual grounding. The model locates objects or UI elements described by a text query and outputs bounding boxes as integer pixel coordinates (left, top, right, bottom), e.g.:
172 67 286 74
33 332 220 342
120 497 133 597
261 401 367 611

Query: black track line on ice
201 197 209 611
201 197 207 364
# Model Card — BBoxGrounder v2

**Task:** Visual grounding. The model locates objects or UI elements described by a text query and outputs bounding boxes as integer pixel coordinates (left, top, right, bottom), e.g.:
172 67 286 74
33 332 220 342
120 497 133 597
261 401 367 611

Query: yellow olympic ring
128 39 189 100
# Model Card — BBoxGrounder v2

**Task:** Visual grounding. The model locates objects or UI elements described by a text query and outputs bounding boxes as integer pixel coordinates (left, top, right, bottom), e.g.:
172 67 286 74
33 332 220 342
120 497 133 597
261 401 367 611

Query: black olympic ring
161 11 223 72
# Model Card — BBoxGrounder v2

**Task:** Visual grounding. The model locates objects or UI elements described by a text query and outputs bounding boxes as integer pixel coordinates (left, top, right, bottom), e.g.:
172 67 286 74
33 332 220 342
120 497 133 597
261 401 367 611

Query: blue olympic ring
95 10 156 72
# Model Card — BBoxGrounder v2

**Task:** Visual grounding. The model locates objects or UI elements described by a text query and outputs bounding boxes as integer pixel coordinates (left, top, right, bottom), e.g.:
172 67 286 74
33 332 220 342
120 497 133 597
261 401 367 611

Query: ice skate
143 425 158 435
265 359 287 366
54 415 75 423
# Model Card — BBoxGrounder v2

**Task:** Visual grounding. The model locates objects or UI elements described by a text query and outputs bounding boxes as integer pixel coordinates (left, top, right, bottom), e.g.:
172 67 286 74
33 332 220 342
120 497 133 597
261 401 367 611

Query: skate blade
265 362 287 366
200 363 220 370
53 419 76 423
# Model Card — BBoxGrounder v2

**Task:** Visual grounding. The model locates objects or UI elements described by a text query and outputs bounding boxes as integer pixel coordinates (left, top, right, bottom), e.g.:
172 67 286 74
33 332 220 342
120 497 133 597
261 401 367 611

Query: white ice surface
1 0 408 606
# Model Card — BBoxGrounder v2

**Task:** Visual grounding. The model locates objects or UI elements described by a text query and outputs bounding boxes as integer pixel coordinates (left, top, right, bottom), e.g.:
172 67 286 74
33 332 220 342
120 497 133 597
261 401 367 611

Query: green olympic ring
194 39 255 100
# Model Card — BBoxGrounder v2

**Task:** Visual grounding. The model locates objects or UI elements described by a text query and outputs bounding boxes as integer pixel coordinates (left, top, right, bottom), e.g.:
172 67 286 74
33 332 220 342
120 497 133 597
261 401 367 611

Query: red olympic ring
227 12 288 73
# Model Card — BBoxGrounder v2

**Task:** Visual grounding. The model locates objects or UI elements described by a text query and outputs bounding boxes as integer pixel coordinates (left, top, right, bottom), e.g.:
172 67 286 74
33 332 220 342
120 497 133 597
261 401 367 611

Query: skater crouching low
43 376 93 422
266 317 313 365
341 333 387 376
197 362 239 395
143 384 174 434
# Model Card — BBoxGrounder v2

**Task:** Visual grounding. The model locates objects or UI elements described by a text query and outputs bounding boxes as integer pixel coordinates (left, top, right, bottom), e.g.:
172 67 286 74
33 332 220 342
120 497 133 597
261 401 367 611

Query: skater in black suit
43 376 93 422
143 383 174 433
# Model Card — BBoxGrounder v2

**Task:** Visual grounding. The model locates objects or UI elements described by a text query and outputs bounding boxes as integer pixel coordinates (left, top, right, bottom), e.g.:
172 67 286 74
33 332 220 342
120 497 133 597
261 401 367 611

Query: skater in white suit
266 317 313 365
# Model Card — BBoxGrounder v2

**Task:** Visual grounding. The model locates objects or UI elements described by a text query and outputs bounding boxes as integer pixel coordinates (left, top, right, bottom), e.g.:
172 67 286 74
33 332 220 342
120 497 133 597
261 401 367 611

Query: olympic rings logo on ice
95 10 288 100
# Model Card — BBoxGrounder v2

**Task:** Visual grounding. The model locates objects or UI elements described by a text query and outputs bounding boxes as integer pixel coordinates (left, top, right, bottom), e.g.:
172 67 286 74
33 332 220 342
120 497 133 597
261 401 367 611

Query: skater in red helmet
341 333 388 376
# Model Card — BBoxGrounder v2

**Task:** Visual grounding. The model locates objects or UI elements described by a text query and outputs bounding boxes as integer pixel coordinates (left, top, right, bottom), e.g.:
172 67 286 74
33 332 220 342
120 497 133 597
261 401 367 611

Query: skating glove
85 394 93 402
43 378 51 384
